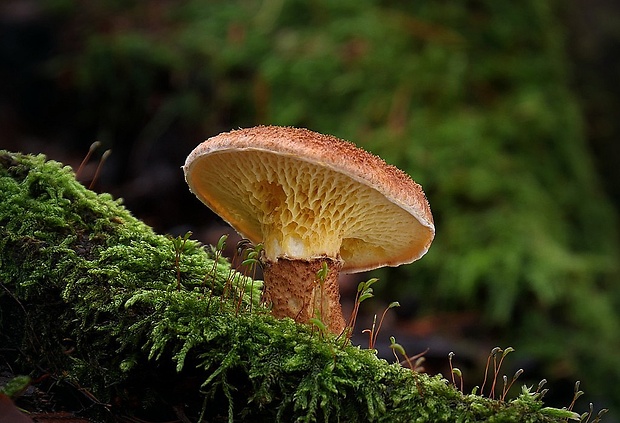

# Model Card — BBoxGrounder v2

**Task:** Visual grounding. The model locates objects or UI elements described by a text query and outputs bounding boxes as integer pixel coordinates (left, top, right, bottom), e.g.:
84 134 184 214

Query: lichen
0 151 585 422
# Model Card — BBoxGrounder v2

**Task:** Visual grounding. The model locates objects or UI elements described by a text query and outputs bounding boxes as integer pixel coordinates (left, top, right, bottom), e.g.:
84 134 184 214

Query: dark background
1 0 619 419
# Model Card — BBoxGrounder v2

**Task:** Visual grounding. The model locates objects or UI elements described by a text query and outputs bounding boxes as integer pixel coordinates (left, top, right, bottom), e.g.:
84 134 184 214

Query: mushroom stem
262 256 346 334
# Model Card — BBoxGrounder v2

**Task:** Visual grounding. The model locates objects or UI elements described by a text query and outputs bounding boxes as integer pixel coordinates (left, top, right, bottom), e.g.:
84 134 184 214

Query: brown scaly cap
184 125 434 273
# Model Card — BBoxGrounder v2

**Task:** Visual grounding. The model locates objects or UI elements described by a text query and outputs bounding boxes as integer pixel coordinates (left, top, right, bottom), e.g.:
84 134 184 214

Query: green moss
0 151 589 421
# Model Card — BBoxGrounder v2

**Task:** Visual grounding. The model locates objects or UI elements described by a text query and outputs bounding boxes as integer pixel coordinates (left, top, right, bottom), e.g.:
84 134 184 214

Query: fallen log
0 150 586 422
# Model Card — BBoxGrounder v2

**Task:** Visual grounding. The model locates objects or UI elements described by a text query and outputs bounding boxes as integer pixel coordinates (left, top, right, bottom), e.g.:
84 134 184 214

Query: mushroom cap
183 126 434 273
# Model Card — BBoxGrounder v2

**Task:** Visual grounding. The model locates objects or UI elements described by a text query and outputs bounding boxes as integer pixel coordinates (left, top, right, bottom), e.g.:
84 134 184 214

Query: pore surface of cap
184 126 434 273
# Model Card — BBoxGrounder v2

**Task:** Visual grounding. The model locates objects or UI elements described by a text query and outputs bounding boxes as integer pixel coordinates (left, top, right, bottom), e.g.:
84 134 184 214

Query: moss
0 151 587 421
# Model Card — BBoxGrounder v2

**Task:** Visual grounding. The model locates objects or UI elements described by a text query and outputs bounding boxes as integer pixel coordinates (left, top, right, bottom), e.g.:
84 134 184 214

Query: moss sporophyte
0 143 605 422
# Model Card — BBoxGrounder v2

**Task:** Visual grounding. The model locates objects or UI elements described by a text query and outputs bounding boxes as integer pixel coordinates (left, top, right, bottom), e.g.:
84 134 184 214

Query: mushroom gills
190 149 424 269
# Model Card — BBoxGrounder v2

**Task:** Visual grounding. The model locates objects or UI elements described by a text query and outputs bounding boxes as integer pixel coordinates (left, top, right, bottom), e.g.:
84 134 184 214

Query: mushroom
183 126 434 334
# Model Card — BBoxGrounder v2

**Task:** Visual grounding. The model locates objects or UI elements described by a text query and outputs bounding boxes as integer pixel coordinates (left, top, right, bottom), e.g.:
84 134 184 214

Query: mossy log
0 151 582 422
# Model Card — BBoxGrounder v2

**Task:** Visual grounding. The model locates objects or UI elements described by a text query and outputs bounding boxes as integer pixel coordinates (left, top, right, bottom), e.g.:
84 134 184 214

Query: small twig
173 232 192 291
490 347 513 399
535 378 547 394
338 278 378 347
361 314 377 349
235 249 260 315
76 140 101 179
221 241 244 309
369 301 399 349
448 351 464 392
248 243 263 314
339 289 362 344
449 352 456 386
480 347 501 397
89 149 111 190
205 235 227 312
454 368 463 393
567 380 584 412
582 403 595 423
500 368 523 401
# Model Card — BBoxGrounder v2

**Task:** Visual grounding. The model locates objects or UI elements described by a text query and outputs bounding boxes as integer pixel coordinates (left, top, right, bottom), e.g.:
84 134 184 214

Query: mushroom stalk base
262 257 346 334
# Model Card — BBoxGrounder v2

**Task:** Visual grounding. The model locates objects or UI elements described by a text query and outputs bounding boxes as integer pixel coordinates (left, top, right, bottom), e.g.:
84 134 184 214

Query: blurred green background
1 0 619 418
